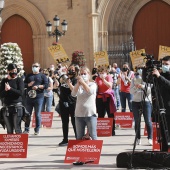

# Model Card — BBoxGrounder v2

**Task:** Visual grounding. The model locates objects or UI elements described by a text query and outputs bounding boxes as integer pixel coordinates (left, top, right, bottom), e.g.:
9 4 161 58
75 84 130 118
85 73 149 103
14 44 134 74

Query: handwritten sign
48 44 69 64
114 112 133 128
130 49 146 70
32 112 53 128
158 45 170 60
94 50 109 69
0 134 28 158
64 140 103 164
97 118 113 136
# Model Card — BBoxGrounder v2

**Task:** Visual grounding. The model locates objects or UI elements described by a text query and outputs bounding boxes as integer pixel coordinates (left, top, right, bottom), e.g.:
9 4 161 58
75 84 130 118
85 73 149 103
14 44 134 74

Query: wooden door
133 0 170 59
1 14 34 73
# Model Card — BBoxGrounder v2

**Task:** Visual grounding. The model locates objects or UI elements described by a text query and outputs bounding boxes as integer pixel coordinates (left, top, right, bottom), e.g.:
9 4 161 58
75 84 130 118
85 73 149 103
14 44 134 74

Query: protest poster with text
94 50 109 69
158 45 170 60
130 49 146 70
152 123 160 151
32 112 53 128
0 134 28 158
114 112 133 128
97 118 113 136
48 44 69 64
65 140 103 164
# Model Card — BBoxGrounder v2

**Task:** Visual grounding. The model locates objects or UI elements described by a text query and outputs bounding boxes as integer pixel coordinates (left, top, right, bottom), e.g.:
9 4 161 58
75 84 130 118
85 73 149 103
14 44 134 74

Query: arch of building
1 0 49 67
97 0 170 51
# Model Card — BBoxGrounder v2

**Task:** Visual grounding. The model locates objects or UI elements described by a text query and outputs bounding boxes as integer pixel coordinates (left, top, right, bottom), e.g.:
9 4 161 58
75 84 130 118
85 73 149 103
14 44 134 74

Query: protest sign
158 45 170 60
115 112 133 128
48 44 69 64
64 140 103 164
0 134 28 158
97 118 113 136
32 112 53 128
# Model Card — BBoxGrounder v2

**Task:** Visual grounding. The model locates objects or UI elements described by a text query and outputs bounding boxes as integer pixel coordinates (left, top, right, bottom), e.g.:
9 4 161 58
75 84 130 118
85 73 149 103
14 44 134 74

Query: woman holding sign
72 66 97 140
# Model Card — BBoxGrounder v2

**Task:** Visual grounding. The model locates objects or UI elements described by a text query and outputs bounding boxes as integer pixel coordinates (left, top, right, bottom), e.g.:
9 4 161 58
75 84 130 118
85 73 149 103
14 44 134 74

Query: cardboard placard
97 118 113 136
158 45 170 60
32 112 53 128
0 134 28 158
114 112 133 128
64 140 103 164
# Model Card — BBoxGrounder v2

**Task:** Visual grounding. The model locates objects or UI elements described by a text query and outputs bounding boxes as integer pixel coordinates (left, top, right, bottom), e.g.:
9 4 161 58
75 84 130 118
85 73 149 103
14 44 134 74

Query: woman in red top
118 62 134 112
95 67 116 135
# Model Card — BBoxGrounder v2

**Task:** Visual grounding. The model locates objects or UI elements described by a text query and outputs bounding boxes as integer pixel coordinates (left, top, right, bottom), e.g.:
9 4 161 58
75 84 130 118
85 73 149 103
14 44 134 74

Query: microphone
141 53 147 56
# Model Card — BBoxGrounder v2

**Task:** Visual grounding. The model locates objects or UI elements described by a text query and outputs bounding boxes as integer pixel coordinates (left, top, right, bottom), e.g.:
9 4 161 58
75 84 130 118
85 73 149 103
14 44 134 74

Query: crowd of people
0 56 170 151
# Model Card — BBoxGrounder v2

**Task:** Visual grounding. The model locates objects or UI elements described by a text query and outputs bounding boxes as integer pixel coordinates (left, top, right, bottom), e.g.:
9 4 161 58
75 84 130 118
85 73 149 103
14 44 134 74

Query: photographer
152 55 170 151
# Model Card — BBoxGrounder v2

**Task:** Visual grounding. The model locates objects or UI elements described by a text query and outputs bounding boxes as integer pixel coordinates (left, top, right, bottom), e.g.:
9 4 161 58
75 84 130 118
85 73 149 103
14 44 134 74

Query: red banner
97 118 113 136
32 112 53 128
0 134 28 158
64 140 103 164
114 112 133 128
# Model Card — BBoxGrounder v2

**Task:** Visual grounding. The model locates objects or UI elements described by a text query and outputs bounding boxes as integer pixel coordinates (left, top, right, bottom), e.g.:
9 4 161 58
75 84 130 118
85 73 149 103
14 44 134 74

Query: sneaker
136 138 141 145
34 131 40 135
23 130 29 134
148 139 153 146
59 140 68 146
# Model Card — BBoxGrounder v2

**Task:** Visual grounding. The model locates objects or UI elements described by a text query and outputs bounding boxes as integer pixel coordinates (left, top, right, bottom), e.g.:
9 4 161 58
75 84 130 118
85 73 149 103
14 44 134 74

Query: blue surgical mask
32 67 39 73
162 65 170 73
81 74 88 81
137 69 143 75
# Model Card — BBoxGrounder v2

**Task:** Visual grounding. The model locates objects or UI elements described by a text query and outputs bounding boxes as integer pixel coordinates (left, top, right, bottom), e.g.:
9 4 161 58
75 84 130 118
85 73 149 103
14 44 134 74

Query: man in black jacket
152 55 170 151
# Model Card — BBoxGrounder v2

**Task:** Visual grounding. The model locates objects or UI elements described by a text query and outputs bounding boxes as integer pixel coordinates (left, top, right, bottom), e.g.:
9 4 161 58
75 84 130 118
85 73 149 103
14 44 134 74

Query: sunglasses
81 73 87 75
32 65 39 68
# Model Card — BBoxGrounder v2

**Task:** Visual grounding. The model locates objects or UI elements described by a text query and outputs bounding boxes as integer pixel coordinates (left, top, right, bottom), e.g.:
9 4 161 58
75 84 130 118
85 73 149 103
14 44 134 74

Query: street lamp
46 15 68 43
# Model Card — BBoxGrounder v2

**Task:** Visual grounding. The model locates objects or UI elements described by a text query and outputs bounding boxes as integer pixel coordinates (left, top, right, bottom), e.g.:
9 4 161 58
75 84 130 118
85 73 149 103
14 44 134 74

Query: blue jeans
25 96 44 132
42 95 53 112
132 101 152 139
120 92 133 112
113 87 121 109
75 115 97 140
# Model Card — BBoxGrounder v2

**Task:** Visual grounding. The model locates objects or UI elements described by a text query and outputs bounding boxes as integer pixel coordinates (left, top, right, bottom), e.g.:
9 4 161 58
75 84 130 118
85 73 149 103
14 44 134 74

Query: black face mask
9 72 17 78
122 68 128 72
68 70 76 76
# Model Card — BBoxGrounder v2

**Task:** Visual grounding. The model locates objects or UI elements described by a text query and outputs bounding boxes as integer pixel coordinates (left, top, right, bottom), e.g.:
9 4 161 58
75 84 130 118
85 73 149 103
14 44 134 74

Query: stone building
1 0 170 73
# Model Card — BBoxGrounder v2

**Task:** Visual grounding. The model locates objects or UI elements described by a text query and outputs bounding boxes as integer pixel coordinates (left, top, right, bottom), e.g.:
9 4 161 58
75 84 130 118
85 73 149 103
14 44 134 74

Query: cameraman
152 55 170 151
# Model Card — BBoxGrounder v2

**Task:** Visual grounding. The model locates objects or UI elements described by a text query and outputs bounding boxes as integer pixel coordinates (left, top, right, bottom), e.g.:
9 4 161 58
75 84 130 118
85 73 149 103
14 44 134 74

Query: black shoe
59 140 68 146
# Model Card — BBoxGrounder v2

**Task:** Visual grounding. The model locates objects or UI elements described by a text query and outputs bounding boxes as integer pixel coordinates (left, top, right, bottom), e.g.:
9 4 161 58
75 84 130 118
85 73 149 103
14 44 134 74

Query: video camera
141 53 162 72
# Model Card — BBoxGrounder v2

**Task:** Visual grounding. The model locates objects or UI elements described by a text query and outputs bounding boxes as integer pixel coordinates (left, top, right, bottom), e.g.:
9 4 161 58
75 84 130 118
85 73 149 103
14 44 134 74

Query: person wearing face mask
118 62 134 112
152 56 170 151
71 67 97 140
0 64 24 134
130 67 153 146
42 69 54 112
57 64 78 146
23 62 48 135
95 67 116 136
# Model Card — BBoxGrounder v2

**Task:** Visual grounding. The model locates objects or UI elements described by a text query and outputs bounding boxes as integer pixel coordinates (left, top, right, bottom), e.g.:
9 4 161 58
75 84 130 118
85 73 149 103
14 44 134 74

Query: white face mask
162 65 170 73
81 74 89 81
137 69 143 75
32 67 39 73
99 73 107 79
50 67 54 71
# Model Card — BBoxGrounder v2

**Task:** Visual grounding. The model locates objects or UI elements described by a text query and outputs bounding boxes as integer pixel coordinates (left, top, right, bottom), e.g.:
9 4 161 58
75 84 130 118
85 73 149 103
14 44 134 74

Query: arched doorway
133 0 170 59
1 14 34 73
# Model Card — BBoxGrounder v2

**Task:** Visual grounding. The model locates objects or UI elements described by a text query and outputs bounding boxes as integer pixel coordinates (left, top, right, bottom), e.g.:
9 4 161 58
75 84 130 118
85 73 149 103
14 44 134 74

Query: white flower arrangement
0 42 24 81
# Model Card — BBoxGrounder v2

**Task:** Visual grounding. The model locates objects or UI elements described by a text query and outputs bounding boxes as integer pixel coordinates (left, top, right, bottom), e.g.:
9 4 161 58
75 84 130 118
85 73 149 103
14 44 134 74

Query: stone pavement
0 95 153 170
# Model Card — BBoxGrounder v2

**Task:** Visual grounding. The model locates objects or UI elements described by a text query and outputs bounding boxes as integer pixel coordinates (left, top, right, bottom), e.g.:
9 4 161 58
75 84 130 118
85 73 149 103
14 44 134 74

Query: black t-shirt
0 77 24 105
59 77 77 104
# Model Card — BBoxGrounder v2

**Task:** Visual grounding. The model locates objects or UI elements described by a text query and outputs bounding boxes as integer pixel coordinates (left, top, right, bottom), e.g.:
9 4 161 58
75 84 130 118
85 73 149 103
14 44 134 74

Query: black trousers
59 101 76 141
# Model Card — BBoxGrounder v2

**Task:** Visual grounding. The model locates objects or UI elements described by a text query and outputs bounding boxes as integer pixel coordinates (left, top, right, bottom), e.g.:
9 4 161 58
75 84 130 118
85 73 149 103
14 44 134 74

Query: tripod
129 71 170 168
